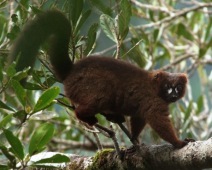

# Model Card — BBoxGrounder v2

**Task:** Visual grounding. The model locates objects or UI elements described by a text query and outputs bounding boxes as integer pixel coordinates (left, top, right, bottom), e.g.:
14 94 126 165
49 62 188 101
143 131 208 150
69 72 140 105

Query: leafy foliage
28 123 55 156
4 129 25 160
0 0 211 169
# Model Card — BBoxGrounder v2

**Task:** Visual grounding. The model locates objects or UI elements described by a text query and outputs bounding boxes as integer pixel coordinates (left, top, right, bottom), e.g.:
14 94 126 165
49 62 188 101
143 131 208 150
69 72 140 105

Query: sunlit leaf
10 79 26 106
33 87 60 113
118 0 131 40
6 63 16 77
34 154 70 164
0 115 13 129
29 123 54 156
100 14 117 42
12 67 30 81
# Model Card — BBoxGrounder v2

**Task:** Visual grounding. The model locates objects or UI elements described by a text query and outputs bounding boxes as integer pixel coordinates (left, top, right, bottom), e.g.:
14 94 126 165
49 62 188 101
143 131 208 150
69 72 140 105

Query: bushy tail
9 10 72 82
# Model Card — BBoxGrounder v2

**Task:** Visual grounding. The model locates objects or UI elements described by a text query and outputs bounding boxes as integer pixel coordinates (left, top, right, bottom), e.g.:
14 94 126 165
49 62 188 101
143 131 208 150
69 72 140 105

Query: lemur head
152 70 188 103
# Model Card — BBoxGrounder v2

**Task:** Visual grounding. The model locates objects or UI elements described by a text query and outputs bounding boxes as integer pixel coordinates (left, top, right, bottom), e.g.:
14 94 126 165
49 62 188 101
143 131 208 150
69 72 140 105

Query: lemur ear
154 73 159 80
153 72 161 81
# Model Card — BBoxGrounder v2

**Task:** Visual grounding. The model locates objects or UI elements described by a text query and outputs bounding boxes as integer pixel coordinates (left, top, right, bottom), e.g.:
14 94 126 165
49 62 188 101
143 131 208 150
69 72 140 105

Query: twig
162 53 196 71
91 37 131 56
135 2 212 29
93 132 103 150
52 138 113 151
56 99 75 110
131 0 172 15
122 39 143 58
95 124 122 159
200 59 212 65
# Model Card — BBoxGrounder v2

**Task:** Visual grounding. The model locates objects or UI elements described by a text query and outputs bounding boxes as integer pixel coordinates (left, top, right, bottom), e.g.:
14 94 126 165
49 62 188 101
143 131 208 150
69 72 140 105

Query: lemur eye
164 84 173 94
176 84 183 93
168 88 173 94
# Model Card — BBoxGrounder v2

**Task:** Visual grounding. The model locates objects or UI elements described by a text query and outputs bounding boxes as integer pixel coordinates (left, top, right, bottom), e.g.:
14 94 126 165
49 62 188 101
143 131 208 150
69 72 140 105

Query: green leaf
33 87 60 113
30 5 42 14
89 0 112 16
184 101 192 121
0 59 3 82
10 79 26 106
0 143 16 164
69 0 83 26
0 100 15 111
197 95 203 114
23 82 42 90
126 38 146 68
0 0 7 9
84 23 98 55
32 71 42 84
6 63 16 77
12 67 31 81
156 41 171 60
74 10 91 35
153 29 159 42
118 0 131 40
100 14 117 42
34 154 70 164
4 129 24 160
199 37 212 58
205 17 212 42
0 165 8 169
28 123 54 156
0 115 13 129
177 23 193 41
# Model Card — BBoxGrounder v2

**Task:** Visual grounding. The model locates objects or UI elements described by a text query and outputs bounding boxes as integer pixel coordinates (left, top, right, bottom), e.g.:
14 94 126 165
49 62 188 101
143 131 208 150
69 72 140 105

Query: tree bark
66 138 212 170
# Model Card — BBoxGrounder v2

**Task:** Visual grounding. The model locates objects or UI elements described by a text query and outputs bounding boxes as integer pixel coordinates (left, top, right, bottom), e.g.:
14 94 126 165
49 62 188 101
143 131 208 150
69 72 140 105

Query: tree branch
135 2 212 29
65 138 212 170
131 0 172 15
51 138 113 151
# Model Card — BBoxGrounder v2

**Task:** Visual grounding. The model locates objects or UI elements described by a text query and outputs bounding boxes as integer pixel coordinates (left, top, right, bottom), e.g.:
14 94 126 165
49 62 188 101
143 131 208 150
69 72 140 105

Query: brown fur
10 10 191 148
64 56 188 148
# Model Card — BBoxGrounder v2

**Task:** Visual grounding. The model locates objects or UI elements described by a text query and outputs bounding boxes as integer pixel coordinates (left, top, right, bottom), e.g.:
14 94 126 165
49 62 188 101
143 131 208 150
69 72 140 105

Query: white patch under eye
168 88 173 94
175 87 179 94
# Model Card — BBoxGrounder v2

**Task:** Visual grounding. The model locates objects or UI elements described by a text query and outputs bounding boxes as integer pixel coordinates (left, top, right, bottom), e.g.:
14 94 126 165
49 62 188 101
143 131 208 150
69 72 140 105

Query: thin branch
93 132 103 150
161 53 196 70
200 59 212 65
135 3 212 29
131 0 172 15
51 138 113 151
56 99 75 110
91 37 131 56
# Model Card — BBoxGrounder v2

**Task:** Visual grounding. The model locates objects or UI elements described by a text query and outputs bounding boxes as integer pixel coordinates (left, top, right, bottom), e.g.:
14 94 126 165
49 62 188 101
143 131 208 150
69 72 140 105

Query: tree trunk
66 138 212 170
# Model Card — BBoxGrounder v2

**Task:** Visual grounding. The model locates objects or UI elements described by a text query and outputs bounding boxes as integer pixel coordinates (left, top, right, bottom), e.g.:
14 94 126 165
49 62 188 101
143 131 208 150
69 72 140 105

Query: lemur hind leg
103 114 133 144
95 124 123 159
